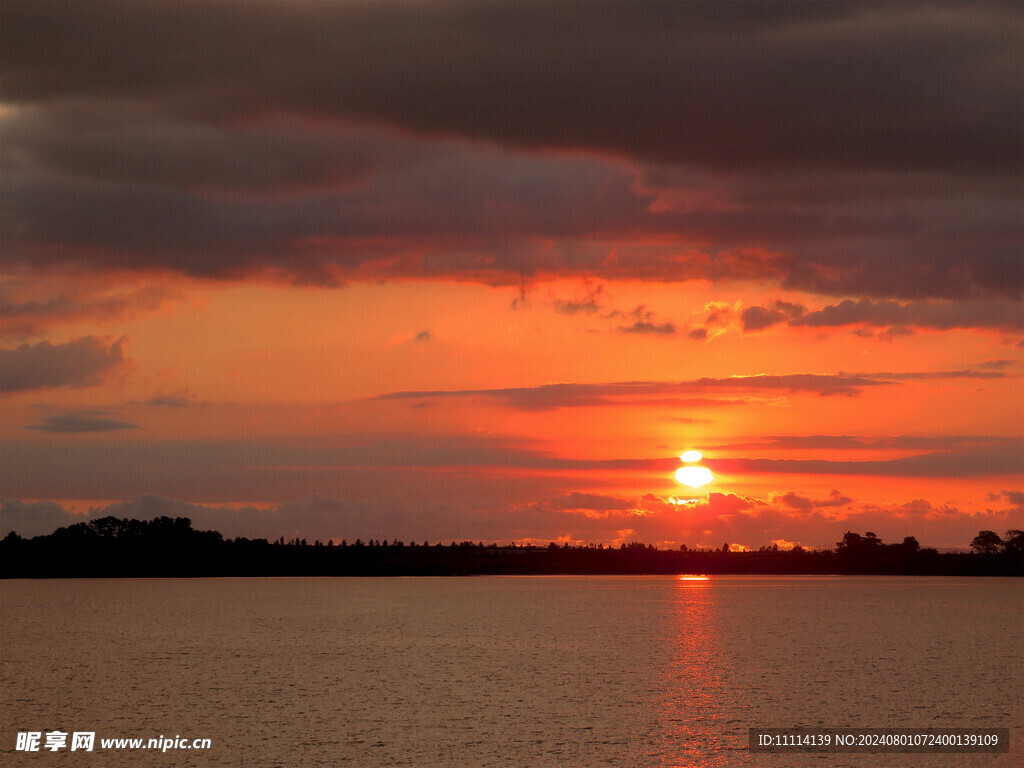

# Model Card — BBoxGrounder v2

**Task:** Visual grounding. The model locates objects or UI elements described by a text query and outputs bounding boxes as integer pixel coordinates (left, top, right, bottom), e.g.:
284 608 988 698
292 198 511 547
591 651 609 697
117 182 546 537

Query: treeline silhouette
1 517 1021 578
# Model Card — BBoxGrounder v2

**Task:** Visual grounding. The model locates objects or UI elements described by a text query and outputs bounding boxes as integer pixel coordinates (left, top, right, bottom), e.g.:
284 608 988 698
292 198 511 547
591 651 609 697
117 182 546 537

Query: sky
1 1 1022 550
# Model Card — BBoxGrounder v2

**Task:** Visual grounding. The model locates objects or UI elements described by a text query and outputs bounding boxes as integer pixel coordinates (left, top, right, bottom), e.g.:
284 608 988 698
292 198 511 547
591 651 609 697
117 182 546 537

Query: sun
675 466 713 487
680 450 702 463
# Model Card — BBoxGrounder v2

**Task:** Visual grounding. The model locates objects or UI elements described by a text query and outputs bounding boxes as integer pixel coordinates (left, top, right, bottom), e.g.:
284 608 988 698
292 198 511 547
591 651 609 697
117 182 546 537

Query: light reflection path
652 578 738 768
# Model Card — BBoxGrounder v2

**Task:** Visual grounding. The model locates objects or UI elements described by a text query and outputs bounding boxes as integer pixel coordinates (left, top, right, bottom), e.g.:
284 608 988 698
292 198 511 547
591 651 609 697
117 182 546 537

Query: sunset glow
0 2 1021 553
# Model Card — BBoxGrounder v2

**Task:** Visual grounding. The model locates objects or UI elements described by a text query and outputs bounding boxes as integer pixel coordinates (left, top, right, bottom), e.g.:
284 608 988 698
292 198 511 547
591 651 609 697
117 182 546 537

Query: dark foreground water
1 576 1020 767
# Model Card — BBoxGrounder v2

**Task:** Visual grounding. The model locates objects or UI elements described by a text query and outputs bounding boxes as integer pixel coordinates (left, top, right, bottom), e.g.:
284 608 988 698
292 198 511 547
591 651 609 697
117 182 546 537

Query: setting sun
675 466 714 487
680 450 703 463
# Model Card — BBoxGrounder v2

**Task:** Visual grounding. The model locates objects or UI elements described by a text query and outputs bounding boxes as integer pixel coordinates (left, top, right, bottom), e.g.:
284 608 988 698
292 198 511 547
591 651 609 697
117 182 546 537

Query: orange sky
1 3 1021 549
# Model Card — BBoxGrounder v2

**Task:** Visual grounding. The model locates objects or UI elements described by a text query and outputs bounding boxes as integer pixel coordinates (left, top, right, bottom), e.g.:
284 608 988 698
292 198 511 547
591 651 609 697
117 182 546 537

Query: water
1 576 1020 767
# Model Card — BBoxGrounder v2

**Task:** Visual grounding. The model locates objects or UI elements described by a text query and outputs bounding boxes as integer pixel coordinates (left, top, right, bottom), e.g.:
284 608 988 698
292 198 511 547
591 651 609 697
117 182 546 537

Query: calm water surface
2 576 1021 767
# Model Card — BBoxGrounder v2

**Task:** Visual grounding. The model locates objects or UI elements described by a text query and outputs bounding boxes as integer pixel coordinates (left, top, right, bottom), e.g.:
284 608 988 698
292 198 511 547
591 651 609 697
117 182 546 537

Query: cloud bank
2 2 1019 301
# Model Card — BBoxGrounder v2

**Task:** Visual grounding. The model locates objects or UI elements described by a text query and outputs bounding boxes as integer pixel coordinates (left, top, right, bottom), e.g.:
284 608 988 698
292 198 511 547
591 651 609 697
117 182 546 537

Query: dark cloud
1 104 427 193
127 389 207 408
385 364 1016 412
550 492 633 512
552 281 607 315
618 320 676 336
738 298 1023 334
1 3 1019 300
861 368 1010 382
602 302 687 336
4 3 1019 174
553 298 602 315
711 442 1024 478
378 373 894 410
10 431 1018 516
0 499 78 539
141 396 192 408
0 434 669 502
28 410 139 433
3 128 661 284
0 336 130 393
792 298 1024 332
714 435 1016 451
773 490 852 511
0 282 180 340
741 301 807 331
413 330 432 343
378 367 1014 411
639 166 1023 301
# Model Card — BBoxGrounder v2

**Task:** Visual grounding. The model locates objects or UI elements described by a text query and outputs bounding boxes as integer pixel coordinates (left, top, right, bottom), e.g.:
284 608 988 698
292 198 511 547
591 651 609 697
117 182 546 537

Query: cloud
28 410 139 433
554 298 602 315
5 3 1018 175
127 389 206 408
140 396 191 408
1004 490 1024 505
552 281 607 315
792 298 1024 333
714 435 1016 451
735 298 1023 336
550 492 633 512
1 104 428 194
741 301 807 332
0 499 79 539
860 368 1010 382
686 301 747 340
773 490 852 511
6 428 1016 520
0 282 181 340
0 336 130 393
618 320 676 335
711 442 1023 478
378 373 897 410
1 4 1019 300
605 304 676 335
0 433 672 503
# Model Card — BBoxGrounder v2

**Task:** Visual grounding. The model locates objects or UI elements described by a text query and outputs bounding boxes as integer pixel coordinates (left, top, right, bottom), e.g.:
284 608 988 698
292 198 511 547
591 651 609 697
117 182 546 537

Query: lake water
1 576 1021 767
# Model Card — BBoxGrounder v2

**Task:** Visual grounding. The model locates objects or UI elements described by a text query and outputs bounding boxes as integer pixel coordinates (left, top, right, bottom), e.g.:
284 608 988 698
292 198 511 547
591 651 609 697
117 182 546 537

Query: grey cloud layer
713 448 1023 479
378 368 1011 409
5 3 1019 173
0 282 179 340
2 2 1020 300
740 298 1024 334
2 433 1019 505
0 336 129 393
28 410 139 433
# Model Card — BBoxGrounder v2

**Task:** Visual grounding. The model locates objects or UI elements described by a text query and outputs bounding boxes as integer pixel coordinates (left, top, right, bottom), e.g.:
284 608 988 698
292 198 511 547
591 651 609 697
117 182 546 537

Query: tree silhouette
1003 529 1024 556
971 530 1003 555
901 536 920 553
1 520 1021 577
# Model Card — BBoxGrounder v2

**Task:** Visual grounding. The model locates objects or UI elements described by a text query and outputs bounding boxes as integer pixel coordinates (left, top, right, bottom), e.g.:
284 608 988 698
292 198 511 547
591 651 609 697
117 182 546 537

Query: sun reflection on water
653 577 738 767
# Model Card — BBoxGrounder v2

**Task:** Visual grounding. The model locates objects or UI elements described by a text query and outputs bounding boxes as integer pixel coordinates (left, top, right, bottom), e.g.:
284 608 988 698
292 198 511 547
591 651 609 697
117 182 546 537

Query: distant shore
2 516 1021 578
